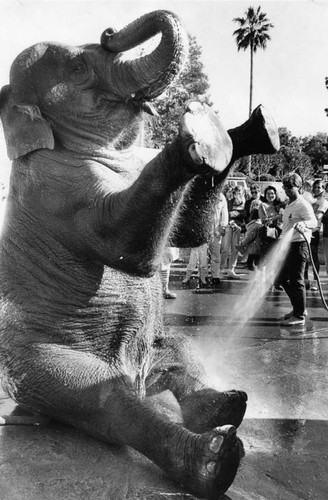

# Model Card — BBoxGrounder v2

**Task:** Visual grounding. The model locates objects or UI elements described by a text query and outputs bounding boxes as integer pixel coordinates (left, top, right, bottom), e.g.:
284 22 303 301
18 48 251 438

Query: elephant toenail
233 390 247 401
240 391 248 401
206 461 216 474
209 435 224 452
219 424 237 438
188 143 203 165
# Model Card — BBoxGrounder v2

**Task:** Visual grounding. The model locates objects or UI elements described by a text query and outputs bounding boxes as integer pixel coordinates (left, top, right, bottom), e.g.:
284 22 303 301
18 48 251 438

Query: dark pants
304 230 320 282
247 254 260 269
279 241 309 319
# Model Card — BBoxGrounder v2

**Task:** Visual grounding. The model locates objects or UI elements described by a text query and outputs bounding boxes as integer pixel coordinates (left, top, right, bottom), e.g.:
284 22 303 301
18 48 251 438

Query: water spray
294 222 328 313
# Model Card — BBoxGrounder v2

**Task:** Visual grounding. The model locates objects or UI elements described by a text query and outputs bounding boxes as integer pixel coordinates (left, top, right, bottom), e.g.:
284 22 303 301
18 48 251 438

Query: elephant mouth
125 93 159 116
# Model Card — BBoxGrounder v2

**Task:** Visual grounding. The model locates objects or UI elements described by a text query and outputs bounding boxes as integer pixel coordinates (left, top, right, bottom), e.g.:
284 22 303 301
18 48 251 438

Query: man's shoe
211 277 221 287
164 291 177 299
310 282 318 291
284 309 308 320
228 270 240 280
198 279 209 288
281 316 305 326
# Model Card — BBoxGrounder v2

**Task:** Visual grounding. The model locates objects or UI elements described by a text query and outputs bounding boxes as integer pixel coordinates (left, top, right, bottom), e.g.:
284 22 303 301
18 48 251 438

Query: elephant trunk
100 10 189 101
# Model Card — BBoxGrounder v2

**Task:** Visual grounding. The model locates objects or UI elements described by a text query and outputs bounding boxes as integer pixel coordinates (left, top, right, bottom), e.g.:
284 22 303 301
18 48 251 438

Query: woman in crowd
245 183 262 222
235 200 263 271
220 185 246 279
244 183 262 270
258 185 285 289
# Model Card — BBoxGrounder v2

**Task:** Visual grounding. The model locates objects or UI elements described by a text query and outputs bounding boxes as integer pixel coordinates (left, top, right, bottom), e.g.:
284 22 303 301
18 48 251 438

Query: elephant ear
0 85 54 160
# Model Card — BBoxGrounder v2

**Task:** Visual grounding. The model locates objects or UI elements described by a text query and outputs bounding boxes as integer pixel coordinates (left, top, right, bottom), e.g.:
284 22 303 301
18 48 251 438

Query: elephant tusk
126 93 159 117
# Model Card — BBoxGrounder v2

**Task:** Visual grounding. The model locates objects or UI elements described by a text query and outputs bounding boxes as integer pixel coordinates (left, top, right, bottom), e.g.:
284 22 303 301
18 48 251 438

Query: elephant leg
4 343 242 500
146 336 247 432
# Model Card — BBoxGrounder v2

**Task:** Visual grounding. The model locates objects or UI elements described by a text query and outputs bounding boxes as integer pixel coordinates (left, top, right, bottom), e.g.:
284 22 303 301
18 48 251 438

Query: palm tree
233 6 273 118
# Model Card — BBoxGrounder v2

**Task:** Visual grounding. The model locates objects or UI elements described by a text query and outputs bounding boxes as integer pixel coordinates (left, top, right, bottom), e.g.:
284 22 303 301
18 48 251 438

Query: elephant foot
180 388 247 433
174 424 243 500
179 101 232 173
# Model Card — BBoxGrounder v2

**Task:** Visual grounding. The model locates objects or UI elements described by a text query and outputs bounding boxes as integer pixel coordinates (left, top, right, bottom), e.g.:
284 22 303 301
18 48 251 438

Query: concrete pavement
1 264 328 499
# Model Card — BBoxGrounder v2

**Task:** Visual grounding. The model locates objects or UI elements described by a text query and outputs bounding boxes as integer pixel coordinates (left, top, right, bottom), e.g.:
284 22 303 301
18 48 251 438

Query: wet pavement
1 264 328 499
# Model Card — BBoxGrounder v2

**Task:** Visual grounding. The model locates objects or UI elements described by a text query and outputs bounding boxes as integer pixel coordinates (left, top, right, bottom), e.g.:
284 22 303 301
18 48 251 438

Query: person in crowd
159 246 179 299
302 179 315 204
220 185 246 279
322 189 328 275
182 244 209 288
279 173 317 326
235 200 263 271
322 182 328 276
304 179 328 291
222 182 234 203
209 190 228 287
245 183 262 222
322 207 328 275
258 185 283 238
244 183 262 270
302 180 315 289
324 181 328 200
258 185 285 289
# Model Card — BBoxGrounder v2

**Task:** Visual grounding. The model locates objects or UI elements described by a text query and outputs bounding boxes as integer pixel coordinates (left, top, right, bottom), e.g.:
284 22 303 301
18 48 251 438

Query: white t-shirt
282 196 317 243
312 196 328 231
213 193 228 235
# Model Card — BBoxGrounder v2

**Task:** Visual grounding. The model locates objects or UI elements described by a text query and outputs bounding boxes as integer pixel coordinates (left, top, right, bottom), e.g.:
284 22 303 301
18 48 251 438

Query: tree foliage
232 6 273 117
145 34 212 148
301 133 328 175
234 127 328 181
232 6 273 53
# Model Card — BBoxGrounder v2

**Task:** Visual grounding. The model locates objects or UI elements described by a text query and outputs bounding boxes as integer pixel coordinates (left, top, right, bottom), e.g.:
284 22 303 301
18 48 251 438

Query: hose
295 224 328 312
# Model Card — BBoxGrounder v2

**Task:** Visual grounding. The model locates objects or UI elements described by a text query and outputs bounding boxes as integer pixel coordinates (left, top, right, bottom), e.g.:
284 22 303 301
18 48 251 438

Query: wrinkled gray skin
0 10 279 500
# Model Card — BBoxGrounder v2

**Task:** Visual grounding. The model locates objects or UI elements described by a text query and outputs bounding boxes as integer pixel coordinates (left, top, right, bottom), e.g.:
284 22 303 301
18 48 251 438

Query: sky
0 0 328 181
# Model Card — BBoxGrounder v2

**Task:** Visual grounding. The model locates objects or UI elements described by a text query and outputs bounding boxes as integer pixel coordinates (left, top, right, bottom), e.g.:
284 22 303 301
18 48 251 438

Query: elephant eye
73 62 86 74
70 58 90 83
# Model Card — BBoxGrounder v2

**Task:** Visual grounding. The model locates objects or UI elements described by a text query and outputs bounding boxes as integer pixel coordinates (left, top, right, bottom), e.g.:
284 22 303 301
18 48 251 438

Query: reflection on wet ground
163 269 328 498
0 267 328 499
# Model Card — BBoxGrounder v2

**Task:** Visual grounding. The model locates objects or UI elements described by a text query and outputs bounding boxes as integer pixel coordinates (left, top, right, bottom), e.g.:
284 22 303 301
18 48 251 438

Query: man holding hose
279 173 317 326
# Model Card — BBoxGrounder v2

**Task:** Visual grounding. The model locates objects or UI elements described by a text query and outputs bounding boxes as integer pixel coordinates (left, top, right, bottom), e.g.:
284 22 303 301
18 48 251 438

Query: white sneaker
281 316 305 326
228 270 240 280
310 282 318 291
284 309 308 320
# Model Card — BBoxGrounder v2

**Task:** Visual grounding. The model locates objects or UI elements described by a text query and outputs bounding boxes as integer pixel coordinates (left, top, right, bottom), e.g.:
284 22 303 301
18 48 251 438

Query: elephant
0 9 279 500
